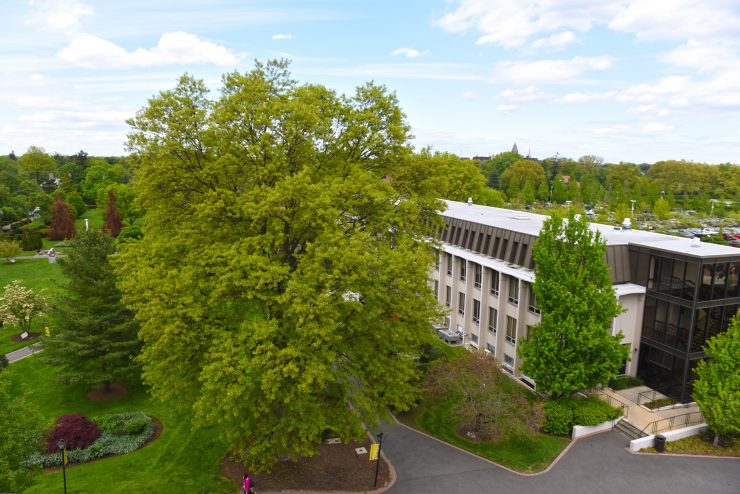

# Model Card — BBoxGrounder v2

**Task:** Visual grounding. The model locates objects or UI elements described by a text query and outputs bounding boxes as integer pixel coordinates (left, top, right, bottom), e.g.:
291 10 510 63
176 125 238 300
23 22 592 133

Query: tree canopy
692 311 740 446
519 211 629 397
116 60 444 470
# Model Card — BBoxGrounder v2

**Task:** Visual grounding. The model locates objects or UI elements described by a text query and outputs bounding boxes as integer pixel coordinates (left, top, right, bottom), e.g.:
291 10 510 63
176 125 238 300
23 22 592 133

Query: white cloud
462 91 478 100
498 86 548 103
492 56 613 84
27 0 93 33
57 31 241 68
272 33 293 40
663 39 739 72
497 104 518 112
436 0 617 48
529 31 578 51
628 104 670 117
642 122 673 133
306 63 483 81
391 48 430 58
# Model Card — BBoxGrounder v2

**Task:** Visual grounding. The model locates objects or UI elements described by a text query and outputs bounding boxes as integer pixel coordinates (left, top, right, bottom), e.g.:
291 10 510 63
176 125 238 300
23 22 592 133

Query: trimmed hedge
608 375 643 390
543 397 622 435
27 412 154 468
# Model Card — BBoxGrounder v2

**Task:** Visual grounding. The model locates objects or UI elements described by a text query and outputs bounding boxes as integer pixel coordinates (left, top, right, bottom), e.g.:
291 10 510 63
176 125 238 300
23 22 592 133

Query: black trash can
655 434 666 453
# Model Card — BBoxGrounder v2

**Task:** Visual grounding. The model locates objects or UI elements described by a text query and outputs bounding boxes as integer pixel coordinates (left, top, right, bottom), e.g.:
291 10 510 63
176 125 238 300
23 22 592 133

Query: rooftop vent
467 197 473 206
622 217 631 229
692 237 702 248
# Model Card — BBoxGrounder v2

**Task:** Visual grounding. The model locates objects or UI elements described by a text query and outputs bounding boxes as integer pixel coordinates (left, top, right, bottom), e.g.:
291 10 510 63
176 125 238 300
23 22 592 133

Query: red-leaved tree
48 192 76 240
103 188 122 237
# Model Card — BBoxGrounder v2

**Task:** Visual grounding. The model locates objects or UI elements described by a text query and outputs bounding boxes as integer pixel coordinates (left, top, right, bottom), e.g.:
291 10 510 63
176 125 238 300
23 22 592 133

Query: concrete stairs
615 419 646 440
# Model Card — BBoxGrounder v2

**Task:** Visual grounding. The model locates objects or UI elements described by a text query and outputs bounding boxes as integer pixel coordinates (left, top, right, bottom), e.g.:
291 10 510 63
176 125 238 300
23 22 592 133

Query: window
471 332 479 344
458 292 465 315
434 250 440 271
508 277 519 305
473 299 481 325
503 353 515 372
525 325 532 341
446 253 452 275
506 316 517 344
528 288 540 315
445 285 451 307
474 263 482 288
490 270 500 296
486 343 495 355
488 307 498 334
434 280 439 299
459 258 466 281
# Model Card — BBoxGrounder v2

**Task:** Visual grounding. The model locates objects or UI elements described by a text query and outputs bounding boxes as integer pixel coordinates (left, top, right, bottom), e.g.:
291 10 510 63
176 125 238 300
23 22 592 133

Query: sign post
372 432 384 487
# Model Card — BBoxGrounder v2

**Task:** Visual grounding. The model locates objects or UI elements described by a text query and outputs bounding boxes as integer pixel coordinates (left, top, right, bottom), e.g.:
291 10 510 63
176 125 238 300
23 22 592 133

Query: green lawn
7 356 234 494
75 208 103 231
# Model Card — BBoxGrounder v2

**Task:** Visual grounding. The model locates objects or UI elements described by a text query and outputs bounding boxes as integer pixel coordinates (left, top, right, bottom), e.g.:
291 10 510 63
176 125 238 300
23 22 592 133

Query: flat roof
443 200 740 260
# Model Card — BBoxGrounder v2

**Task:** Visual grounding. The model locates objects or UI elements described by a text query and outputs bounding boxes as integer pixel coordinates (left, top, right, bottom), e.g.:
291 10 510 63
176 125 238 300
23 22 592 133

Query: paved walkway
380 422 739 494
5 342 42 363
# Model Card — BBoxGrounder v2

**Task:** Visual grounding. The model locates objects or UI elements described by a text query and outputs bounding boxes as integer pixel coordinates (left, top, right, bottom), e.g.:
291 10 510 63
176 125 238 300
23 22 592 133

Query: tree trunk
713 434 719 447
102 380 111 392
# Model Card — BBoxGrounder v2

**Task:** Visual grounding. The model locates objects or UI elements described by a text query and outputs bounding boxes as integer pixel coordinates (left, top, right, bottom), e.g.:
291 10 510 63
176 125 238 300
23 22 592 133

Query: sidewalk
5 342 43 363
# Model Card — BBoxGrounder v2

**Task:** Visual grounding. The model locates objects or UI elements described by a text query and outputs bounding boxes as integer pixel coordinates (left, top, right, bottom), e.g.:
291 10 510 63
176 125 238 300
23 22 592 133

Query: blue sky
1 0 739 164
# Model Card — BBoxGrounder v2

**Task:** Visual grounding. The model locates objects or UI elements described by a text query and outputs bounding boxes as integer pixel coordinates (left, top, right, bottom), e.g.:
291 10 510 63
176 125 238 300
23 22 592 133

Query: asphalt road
381 422 740 494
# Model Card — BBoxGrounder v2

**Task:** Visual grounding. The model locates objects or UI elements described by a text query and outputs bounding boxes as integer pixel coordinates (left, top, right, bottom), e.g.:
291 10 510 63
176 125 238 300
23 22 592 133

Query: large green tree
117 60 442 470
41 230 140 392
519 211 629 397
692 312 740 446
0 373 45 493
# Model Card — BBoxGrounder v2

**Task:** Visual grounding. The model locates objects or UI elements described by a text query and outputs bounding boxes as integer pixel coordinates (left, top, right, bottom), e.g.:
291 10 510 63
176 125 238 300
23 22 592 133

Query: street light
630 199 636 218
57 438 67 494
710 199 717 216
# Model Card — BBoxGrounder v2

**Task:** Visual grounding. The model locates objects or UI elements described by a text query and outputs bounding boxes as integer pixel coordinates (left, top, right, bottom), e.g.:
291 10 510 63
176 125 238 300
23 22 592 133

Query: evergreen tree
47 192 76 240
519 211 629 397
41 230 140 392
692 312 740 446
103 188 123 237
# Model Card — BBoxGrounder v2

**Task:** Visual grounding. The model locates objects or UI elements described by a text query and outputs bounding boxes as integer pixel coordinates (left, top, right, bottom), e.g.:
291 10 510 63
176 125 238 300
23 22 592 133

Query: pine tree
103 188 123 237
47 192 76 240
40 230 140 392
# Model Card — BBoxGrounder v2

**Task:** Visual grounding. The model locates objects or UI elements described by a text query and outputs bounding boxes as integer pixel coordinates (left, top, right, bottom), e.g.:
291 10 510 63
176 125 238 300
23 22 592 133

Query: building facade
431 200 740 402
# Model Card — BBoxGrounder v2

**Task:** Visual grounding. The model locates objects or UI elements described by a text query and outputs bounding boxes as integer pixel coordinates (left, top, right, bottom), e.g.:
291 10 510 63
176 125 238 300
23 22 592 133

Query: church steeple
512 142 519 154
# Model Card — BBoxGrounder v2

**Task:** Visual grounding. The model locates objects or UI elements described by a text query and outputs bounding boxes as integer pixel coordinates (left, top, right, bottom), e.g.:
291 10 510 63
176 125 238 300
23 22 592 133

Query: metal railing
637 390 661 406
640 411 705 435
589 388 630 419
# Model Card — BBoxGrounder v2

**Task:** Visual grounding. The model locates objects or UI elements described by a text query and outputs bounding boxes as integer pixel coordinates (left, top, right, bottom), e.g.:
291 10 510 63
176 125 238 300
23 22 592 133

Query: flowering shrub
26 412 154 468
45 414 100 453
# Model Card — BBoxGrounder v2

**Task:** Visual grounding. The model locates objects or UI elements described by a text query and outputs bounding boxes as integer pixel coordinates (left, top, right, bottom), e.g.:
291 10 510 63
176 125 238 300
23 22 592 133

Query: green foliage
543 397 621 435
19 146 56 182
117 60 444 471
608 375 643 390
0 237 21 260
0 372 45 493
40 230 141 390
692 312 740 446
0 280 48 334
20 231 43 251
97 411 151 436
519 211 629 397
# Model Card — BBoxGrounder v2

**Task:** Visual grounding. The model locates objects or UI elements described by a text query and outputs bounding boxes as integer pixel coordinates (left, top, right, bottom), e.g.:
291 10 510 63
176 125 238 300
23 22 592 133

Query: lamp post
710 199 717 216
58 438 67 494
373 432 384 488
630 199 636 218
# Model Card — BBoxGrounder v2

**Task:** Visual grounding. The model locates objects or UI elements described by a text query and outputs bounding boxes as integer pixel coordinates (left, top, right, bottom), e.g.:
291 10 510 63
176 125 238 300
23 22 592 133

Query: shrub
20 232 43 251
608 375 643 390
543 397 621 435
700 428 735 448
26 413 154 468
0 354 8 371
45 414 100 453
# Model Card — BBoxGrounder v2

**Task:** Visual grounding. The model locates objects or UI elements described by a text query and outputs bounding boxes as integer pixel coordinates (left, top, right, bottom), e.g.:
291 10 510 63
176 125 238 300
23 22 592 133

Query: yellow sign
369 443 379 461
63 449 68 465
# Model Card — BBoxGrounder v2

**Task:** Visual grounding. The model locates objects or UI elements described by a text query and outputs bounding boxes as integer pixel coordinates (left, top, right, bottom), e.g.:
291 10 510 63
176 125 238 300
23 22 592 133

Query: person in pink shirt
242 473 256 494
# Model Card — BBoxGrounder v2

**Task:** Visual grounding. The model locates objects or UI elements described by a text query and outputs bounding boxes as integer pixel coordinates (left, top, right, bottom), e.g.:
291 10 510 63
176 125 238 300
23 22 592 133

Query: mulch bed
10 332 41 342
86 382 129 401
220 438 392 492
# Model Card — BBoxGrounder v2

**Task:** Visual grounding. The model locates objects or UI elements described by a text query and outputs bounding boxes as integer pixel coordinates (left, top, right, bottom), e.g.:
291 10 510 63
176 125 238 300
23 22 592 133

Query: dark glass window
671 260 685 297
699 264 713 301
659 258 673 294
490 269 500 296
713 263 728 299
676 305 692 351
642 296 657 340
683 261 698 300
728 263 740 297
474 263 482 288
691 308 708 352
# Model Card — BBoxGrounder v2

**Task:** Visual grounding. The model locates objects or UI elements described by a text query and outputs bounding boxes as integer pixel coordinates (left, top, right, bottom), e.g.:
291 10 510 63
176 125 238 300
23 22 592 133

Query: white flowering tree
0 280 48 334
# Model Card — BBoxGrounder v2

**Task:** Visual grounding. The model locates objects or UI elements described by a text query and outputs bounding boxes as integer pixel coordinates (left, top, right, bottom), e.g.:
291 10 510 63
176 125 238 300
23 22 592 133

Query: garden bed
643 435 740 456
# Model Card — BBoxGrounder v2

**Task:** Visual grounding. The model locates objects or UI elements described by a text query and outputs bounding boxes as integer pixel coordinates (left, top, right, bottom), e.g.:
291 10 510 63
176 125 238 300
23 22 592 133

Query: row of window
440 224 530 267
439 254 540 313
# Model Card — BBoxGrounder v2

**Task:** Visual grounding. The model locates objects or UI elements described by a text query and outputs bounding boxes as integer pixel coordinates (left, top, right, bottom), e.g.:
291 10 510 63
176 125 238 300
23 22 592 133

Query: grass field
0 259 65 354
75 208 104 231
7 356 234 494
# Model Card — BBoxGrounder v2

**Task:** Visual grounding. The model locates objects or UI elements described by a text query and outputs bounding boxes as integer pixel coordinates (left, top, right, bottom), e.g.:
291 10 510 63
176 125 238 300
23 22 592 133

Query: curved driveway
381 423 740 494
